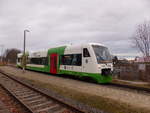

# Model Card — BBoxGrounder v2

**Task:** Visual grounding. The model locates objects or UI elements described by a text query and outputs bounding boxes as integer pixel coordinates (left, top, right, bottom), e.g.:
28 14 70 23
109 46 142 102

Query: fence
114 63 150 82
0 61 7 66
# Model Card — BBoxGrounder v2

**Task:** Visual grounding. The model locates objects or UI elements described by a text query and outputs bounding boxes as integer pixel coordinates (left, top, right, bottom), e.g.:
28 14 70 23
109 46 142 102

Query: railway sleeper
32 102 56 111
36 104 60 113
21 95 42 101
31 101 54 109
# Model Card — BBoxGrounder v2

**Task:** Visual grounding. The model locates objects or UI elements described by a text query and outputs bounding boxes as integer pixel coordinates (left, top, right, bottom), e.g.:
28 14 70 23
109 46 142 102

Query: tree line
1 48 21 64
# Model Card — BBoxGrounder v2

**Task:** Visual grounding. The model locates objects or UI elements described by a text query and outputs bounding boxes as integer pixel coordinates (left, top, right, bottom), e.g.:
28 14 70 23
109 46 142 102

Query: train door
50 53 58 74
82 48 92 73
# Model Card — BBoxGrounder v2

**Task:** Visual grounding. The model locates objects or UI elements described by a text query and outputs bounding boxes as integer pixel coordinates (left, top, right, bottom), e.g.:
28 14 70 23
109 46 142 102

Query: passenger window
61 55 73 65
18 58 22 62
42 57 48 65
18 58 20 62
71 54 82 66
30 57 48 65
83 48 90 57
61 54 82 66
44 57 48 65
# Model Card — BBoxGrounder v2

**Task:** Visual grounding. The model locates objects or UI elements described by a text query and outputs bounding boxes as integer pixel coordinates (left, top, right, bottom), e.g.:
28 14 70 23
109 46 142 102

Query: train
17 43 113 83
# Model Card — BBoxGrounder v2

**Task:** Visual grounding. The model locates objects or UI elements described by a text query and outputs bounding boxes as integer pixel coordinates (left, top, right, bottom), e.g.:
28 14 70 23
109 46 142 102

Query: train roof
89 43 106 47
66 43 106 48
17 53 23 58
29 51 47 58
17 43 107 58
17 51 47 58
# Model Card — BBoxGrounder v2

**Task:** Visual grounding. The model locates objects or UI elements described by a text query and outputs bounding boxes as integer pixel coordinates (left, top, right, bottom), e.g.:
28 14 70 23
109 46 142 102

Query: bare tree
4 48 21 64
132 21 150 57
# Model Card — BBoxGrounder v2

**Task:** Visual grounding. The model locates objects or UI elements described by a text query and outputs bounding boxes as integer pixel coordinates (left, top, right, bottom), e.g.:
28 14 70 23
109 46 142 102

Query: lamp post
23 29 29 72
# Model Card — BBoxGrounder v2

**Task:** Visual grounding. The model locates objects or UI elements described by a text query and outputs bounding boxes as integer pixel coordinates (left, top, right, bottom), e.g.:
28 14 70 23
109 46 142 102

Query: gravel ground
1 66 150 111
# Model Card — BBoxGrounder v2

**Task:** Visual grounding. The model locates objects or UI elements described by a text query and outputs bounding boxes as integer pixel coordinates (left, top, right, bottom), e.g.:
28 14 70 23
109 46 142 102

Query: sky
0 0 150 59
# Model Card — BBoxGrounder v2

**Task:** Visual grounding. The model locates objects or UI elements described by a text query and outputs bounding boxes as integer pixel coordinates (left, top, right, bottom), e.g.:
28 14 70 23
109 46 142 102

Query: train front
92 44 113 83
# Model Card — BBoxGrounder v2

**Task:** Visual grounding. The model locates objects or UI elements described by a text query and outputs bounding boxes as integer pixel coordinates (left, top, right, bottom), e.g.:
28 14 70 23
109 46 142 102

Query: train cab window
83 48 90 57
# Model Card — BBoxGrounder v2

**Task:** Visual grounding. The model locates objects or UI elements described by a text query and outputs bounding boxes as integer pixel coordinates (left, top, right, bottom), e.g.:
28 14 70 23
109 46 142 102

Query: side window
61 55 73 65
31 58 38 64
18 58 22 63
29 57 48 65
19 58 22 63
44 57 48 65
18 58 20 62
41 58 45 65
83 48 90 57
30 58 34 64
71 54 82 66
42 57 48 65
61 54 82 66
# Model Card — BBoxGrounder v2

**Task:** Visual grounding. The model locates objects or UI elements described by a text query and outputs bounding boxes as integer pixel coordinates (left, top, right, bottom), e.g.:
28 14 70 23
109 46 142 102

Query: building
135 56 150 63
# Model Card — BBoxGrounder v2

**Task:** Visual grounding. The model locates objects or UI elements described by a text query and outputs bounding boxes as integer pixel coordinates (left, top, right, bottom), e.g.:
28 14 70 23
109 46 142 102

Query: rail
0 69 105 113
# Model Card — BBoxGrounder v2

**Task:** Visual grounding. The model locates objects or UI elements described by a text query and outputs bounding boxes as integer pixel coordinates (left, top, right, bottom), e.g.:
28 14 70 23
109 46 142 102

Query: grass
18 76 150 113
0 64 5 66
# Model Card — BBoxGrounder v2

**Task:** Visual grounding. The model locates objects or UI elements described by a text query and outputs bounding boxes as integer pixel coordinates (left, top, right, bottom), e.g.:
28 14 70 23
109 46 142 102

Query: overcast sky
0 0 150 59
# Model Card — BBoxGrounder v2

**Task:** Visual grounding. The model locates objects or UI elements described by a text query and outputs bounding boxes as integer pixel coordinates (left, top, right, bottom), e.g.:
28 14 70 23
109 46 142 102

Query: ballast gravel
0 66 150 111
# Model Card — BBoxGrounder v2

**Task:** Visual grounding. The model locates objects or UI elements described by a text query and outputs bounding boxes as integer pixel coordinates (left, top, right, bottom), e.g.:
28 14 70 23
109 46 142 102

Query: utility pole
0 45 4 63
23 29 29 73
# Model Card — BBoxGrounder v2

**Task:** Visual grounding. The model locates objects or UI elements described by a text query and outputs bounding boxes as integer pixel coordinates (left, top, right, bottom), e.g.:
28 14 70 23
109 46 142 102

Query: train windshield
92 45 112 63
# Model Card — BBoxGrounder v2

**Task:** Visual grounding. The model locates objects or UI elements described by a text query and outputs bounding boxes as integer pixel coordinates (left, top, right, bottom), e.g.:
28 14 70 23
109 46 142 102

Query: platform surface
114 79 149 85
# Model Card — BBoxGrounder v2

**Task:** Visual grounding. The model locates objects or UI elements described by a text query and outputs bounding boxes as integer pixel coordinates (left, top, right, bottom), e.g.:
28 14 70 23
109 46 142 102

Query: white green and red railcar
17 43 113 83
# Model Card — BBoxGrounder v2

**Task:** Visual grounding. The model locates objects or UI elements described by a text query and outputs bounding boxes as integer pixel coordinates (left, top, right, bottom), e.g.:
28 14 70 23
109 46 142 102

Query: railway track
0 71 104 113
5 65 150 94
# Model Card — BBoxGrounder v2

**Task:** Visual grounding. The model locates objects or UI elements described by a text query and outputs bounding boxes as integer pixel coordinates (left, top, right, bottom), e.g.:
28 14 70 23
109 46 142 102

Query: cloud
0 0 150 58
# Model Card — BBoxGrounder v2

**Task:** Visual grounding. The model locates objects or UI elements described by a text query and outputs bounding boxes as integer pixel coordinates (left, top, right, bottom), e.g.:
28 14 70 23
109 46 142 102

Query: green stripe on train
26 66 49 72
21 64 112 83
59 70 112 83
